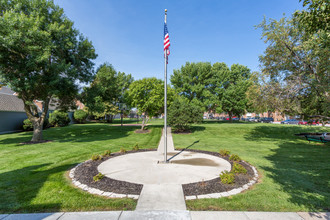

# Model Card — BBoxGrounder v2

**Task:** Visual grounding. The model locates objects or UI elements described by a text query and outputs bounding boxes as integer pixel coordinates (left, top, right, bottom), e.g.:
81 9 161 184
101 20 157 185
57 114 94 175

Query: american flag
164 23 170 57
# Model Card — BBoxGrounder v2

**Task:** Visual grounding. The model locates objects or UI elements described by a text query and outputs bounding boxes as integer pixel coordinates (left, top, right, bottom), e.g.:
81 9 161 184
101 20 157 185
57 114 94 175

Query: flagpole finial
165 9 167 13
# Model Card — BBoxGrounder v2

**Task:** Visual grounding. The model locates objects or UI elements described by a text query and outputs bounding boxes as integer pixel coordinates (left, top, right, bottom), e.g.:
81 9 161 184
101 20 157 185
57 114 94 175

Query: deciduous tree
127 77 174 130
82 63 133 122
258 0 329 121
0 0 97 141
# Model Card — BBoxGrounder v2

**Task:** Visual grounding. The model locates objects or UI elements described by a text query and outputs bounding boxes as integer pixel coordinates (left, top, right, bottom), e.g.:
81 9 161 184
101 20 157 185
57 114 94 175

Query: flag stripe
164 23 170 56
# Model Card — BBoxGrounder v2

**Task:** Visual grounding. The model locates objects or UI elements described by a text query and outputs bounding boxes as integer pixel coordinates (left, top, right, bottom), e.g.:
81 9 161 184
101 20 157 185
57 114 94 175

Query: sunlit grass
173 122 329 211
0 122 162 213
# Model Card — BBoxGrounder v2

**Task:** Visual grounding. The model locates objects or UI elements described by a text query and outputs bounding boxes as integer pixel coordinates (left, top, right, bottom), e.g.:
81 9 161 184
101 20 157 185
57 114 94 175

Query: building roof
0 93 25 112
0 86 15 95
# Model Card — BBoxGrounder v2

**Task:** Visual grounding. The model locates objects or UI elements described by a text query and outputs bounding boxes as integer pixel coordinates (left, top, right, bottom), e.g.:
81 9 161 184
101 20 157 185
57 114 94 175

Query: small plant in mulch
102 150 111 157
91 154 102 161
198 179 208 188
93 173 104 182
232 162 247 174
219 149 230 157
120 147 127 154
229 154 241 162
132 143 139 151
220 171 235 184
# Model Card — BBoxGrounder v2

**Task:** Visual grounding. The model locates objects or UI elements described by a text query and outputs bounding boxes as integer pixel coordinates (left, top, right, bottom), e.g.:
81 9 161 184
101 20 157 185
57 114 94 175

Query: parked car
299 120 320 125
281 119 300 124
232 117 240 121
247 117 260 122
260 117 274 123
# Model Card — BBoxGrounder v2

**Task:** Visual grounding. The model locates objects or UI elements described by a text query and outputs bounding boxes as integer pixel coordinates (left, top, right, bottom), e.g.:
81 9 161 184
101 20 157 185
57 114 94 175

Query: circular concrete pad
98 151 231 184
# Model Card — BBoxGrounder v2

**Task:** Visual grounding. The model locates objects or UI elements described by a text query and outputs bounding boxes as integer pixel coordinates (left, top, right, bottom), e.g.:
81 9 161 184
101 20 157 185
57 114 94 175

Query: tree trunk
141 114 146 130
229 112 233 123
31 119 43 142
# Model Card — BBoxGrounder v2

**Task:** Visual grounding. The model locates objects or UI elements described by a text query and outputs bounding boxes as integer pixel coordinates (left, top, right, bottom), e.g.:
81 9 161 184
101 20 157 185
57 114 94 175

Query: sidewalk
1 211 329 220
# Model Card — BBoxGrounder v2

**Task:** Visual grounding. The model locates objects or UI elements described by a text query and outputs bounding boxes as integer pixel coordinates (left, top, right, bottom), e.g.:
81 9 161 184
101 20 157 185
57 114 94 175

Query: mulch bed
181 149 255 196
72 149 256 197
73 149 155 195
134 129 151 134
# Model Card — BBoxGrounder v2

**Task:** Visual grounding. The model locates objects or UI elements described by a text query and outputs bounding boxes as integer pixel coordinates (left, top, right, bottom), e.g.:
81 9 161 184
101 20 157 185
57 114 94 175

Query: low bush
232 162 247 174
168 97 203 132
23 118 51 131
93 173 104 182
49 110 70 127
102 150 111 157
120 147 126 153
132 143 139 151
229 154 241 162
219 149 230 157
220 171 235 184
23 119 33 131
91 154 102 161
74 110 88 124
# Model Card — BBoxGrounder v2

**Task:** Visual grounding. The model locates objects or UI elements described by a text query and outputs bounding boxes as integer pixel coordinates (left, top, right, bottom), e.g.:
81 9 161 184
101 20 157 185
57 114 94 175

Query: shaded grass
0 123 161 213
173 123 330 211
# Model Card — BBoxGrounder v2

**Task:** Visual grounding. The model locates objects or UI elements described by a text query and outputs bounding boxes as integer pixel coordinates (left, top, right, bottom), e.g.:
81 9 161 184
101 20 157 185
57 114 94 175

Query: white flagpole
164 9 168 163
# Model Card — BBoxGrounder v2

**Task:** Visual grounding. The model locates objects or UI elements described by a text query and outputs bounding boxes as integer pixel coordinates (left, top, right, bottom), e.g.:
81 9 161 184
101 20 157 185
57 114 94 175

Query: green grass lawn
0 122 162 213
173 121 330 211
1 120 329 213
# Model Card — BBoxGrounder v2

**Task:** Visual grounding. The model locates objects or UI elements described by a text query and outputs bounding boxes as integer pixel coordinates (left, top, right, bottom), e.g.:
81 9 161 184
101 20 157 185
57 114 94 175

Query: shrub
23 118 51 131
168 97 203 132
74 109 88 123
23 119 33 131
102 150 111 157
132 143 139 151
49 110 70 127
93 173 104 182
120 147 127 153
220 171 235 184
229 154 241 162
219 149 230 157
232 162 247 174
91 154 101 161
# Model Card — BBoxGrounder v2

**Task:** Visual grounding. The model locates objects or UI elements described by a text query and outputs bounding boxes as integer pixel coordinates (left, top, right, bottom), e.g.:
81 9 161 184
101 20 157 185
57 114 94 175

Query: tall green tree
82 63 133 122
127 77 174 130
258 0 329 121
171 62 217 111
218 64 251 122
0 0 97 141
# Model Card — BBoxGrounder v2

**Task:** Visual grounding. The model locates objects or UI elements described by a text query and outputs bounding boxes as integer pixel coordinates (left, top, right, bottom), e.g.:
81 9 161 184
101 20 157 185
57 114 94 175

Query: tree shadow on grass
0 163 75 213
0 124 141 145
245 125 330 211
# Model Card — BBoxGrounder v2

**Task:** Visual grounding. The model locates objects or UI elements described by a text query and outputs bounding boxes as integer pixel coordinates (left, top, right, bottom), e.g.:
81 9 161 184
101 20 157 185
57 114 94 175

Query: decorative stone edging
185 163 259 200
69 161 139 200
69 152 259 201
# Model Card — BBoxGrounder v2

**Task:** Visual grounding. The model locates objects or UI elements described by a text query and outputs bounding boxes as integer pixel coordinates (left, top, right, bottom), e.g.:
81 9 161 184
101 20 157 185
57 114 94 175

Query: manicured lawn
1 120 329 213
0 122 162 213
173 121 329 211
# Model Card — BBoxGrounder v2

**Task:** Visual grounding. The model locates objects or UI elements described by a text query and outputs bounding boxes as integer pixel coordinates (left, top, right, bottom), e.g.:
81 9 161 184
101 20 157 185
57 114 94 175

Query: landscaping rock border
182 149 259 200
69 149 258 200
69 149 155 199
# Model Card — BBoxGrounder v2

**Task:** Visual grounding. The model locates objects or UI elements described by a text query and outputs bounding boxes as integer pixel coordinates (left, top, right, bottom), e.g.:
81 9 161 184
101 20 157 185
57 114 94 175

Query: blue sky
54 0 303 81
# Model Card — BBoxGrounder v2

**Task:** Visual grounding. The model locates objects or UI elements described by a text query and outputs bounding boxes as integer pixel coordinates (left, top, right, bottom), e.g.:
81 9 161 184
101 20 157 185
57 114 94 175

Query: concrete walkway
136 127 186 211
157 126 175 154
1 211 329 220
